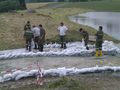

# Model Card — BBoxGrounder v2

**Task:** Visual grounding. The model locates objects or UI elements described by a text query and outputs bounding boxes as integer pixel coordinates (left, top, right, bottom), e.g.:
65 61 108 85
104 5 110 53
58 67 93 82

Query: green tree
19 0 26 9
0 0 26 12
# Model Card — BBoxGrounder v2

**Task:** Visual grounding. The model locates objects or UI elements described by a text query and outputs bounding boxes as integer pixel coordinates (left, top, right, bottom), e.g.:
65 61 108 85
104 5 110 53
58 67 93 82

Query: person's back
38 24 46 51
24 30 33 40
40 27 46 39
24 26 33 51
24 21 31 31
32 26 40 49
32 27 40 37
96 30 103 41
95 26 104 56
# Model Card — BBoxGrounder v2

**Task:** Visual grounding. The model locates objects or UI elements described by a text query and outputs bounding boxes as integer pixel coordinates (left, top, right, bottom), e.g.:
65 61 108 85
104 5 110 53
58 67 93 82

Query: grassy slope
0 1 120 50
58 0 120 12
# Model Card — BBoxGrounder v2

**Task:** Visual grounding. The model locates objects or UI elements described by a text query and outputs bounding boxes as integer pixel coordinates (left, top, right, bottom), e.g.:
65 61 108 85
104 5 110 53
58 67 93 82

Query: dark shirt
24 24 31 31
95 30 103 40
40 28 46 38
82 31 89 41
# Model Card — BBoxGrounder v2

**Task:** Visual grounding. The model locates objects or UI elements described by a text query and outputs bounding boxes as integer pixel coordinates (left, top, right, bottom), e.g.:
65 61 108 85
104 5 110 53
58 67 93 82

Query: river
70 12 120 40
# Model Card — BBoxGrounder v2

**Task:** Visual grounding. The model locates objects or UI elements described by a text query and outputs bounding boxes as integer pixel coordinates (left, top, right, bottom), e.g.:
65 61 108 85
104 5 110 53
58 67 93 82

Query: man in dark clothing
24 21 31 31
24 25 33 51
38 24 46 52
79 28 89 50
95 26 104 56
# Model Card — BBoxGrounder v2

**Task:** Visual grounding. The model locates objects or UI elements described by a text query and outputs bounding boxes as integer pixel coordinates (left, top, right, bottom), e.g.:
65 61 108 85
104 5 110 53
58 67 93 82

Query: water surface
70 12 120 40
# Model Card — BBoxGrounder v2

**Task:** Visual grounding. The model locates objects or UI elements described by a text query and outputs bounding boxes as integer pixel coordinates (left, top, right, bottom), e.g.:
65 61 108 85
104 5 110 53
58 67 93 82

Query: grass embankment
52 0 120 12
0 1 120 50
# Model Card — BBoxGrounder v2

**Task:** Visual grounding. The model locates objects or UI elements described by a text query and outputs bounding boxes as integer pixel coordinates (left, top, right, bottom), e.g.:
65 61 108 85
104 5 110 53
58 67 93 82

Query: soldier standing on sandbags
24 21 31 31
79 28 89 50
95 26 104 56
38 24 46 52
57 22 68 49
24 25 33 51
32 25 40 49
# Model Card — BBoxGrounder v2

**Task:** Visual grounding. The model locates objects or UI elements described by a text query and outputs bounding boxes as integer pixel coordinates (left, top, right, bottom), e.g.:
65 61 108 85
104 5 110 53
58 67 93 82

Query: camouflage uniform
38 27 46 52
81 30 89 50
95 30 104 50
24 22 31 31
24 27 33 51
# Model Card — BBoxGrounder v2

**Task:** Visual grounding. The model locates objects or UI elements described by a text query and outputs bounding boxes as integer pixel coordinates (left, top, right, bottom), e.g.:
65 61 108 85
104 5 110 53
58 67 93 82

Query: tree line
0 0 26 12
26 0 102 2
0 0 102 12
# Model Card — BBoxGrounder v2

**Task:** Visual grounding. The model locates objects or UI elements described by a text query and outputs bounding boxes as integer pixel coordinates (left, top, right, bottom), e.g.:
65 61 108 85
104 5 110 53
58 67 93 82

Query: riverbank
0 1 120 50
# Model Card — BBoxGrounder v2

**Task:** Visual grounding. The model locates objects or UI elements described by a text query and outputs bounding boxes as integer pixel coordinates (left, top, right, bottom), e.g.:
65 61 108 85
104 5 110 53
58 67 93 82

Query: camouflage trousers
96 40 103 50
25 39 32 51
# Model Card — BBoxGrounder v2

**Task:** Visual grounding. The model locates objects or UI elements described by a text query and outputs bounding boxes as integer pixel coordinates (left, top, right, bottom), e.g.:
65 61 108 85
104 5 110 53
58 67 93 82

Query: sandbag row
0 66 120 83
0 41 119 60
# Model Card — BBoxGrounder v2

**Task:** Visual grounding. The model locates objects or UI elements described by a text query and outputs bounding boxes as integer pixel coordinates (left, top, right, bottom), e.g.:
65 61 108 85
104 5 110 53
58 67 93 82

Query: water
70 12 120 40
0 56 120 72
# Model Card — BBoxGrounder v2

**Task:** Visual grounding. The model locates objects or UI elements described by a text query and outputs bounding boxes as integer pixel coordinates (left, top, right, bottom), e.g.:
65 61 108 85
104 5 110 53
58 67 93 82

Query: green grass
0 77 88 90
0 1 120 50
1 74 120 90
48 77 87 90
46 0 120 12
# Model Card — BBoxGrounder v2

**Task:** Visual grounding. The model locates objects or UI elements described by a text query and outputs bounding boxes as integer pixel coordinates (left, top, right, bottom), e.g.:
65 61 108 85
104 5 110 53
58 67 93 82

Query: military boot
63 42 67 49
26 44 28 50
99 50 102 56
34 44 37 49
38 44 43 52
86 46 89 50
28 45 31 52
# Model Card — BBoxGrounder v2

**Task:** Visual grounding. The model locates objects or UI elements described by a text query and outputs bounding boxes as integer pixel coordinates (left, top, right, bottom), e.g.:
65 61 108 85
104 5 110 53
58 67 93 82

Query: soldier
57 22 68 49
32 25 40 49
24 21 31 31
38 24 46 52
95 26 104 56
24 25 33 51
79 28 89 50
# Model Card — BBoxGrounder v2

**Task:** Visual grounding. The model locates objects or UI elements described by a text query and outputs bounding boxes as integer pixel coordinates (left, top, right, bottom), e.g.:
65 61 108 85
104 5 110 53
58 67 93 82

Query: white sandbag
3 73 12 81
15 72 29 80
28 69 38 76
57 67 66 77
12 70 25 79
44 69 59 77
0 41 120 59
0 76 4 83
66 67 75 75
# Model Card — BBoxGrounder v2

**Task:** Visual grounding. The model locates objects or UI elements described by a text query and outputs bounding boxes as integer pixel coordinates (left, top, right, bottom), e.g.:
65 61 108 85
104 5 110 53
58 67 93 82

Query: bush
0 0 26 12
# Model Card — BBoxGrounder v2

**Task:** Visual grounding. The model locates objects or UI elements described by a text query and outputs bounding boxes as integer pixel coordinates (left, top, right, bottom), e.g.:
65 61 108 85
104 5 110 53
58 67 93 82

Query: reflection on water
70 12 120 40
